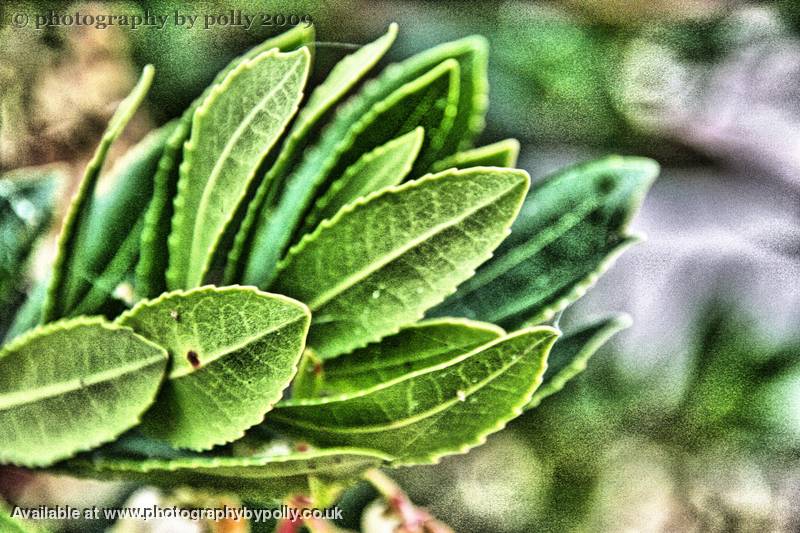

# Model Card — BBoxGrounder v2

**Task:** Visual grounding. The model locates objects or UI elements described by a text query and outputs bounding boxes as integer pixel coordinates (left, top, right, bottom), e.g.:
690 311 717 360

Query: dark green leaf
431 156 658 328
42 66 154 322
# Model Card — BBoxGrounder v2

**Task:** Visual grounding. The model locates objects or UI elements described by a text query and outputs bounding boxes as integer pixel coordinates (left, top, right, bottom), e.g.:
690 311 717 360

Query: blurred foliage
0 170 56 337
507 302 800 531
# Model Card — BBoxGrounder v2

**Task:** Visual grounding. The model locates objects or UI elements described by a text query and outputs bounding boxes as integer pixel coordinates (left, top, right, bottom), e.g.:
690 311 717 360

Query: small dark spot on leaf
313 362 323 375
187 350 200 368
306 461 317 470
596 175 616 195
296 442 309 452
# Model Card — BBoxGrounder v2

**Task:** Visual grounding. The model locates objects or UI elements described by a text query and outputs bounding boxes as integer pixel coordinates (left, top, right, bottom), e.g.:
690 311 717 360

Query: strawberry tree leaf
63 124 175 317
63 447 390 504
292 318 504 399
430 156 658 328
0 317 168 467
43 65 154 322
431 138 520 173
136 25 315 299
301 127 424 234
272 167 530 359
224 25 397 285
166 47 311 290
269 326 558 465
243 57 461 287
527 314 631 410
116 286 310 451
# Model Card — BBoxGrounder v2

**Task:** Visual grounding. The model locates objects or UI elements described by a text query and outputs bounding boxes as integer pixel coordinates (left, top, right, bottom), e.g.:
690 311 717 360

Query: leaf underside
63 447 390 504
43 65 154 322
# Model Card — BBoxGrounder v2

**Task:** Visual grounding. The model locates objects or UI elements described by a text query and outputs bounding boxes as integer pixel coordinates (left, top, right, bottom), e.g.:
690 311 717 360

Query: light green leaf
43 66 154 322
116 286 310 451
241 37 488 287
431 156 658 328
527 314 630 410
224 25 397 285
0 317 167 467
63 447 389 504
292 318 503 399
166 47 310 290
136 25 314 299
269 326 558 465
302 127 424 233
431 138 520 173
242 57 461 288
272 167 530 359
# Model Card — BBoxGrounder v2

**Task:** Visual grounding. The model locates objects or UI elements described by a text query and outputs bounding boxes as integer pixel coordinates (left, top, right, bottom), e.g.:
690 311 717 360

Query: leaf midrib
273 334 550 433
0 353 164 411
189 53 304 275
304 177 524 310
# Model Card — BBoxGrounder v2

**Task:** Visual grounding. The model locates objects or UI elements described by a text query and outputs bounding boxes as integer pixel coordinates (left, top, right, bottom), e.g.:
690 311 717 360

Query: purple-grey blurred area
1 1 798 532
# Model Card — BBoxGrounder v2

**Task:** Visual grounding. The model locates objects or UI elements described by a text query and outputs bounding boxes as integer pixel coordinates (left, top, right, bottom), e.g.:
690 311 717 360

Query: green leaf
136 25 315 299
0 317 167 467
63 124 174 317
272 167 530 359
225 25 397 285
3 280 47 344
116 286 310 451
269 326 558 465
0 508 38 533
42 65 154 322
242 57 461 288
0 169 58 332
241 36 488 289
292 318 504 399
431 138 520 173
527 314 630 409
431 156 658 328
301 127 424 234
63 447 389 504
166 48 310 290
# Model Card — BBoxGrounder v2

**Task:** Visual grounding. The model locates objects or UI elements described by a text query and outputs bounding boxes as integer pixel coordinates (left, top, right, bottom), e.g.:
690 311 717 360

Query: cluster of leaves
0 24 657 504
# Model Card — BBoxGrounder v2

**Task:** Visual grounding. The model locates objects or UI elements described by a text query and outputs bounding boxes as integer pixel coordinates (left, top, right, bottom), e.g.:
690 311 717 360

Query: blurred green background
1 1 799 532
